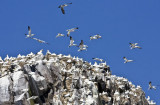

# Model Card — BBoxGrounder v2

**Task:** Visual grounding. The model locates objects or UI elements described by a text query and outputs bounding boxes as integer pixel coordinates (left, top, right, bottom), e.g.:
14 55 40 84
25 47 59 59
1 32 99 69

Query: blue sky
0 0 160 104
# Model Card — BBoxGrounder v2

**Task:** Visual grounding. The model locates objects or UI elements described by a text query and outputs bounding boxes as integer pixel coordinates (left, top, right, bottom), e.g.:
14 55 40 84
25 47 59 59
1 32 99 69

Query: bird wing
70 36 72 40
32 38 38 40
135 43 138 45
128 60 133 62
61 7 65 14
28 26 31 35
67 31 70 37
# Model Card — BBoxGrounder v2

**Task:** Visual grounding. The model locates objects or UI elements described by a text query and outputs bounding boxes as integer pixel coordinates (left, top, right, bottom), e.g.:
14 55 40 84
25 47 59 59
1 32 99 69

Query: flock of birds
24 2 157 97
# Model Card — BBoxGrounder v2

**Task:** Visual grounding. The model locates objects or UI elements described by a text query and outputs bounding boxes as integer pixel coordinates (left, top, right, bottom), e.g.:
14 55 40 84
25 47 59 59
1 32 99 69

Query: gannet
148 81 156 90
129 43 142 49
58 3 72 14
56 33 65 38
78 40 88 51
27 96 38 101
90 34 102 40
69 36 77 47
66 27 78 37
92 58 104 62
32 38 49 44
25 26 35 38
123 57 133 63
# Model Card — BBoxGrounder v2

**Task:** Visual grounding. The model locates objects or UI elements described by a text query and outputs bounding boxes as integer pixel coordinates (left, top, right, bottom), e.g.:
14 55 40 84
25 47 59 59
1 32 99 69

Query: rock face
0 50 156 105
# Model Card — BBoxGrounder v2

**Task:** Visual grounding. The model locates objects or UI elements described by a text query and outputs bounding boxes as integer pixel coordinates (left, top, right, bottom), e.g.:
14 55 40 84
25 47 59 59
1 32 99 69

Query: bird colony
0 50 156 105
1 1 157 105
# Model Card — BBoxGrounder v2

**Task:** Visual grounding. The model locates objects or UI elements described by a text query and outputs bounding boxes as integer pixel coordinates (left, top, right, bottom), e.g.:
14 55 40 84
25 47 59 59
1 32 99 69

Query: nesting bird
90 34 102 40
66 27 79 37
56 33 65 38
123 57 133 63
58 3 72 14
25 26 35 38
78 40 88 51
148 81 156 90
27 96 38 101
69 36 77 47
129 43 142 49
92 58 104 62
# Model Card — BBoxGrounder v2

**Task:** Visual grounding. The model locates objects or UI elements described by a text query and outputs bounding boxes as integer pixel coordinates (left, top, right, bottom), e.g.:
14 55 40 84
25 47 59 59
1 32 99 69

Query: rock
0 50 154 105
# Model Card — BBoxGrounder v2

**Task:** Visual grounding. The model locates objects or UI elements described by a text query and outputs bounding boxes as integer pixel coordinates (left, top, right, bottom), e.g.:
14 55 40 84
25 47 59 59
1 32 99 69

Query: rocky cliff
0 50 156 105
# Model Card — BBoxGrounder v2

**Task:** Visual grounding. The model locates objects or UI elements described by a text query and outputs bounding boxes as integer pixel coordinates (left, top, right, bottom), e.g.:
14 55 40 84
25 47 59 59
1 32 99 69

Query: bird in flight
90 34 102 40
69 36 77 47
78 40 88 51
25 26 35 38
58 3 72 14
129 43 142 49
123 57 133 63
56 33 65 38
32 38 49 44
148 81 156 90
66 27 79 37
92 58 104 62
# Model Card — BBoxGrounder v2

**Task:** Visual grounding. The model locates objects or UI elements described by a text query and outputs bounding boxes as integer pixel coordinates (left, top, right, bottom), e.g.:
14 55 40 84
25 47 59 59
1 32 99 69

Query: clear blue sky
0 0 160 104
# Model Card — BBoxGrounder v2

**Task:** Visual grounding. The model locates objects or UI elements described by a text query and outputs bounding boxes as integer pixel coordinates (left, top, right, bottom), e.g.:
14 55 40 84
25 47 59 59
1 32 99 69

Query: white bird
27 96 38 101
15 92 27 102
66 27 79 37
148 81 156 90
32 38 49 44
92 58 104 62
90 34 102 40
58 3 72 14
78 40 88 51
56 33 65 38
123 57 133 63
129 43 142 49
21 89 29 92
25 26 35 38
69 36 77 47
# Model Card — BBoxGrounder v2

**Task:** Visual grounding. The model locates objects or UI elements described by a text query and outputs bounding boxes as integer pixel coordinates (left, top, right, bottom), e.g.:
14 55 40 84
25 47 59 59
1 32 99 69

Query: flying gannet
25 26 35 38
92 58 104 62
123 57 133 63
69 36 77 47
78 40 88 51
66 27 79 37
58 3 72 14
148 81 156 90
129 43 142 49
90 34 102 40
56 33 65 38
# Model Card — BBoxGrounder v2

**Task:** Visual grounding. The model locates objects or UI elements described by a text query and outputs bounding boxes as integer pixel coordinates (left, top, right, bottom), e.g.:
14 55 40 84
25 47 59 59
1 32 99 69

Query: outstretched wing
67 31 70 37
135 43 138 45
61 7 65 14
28 26 31 35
